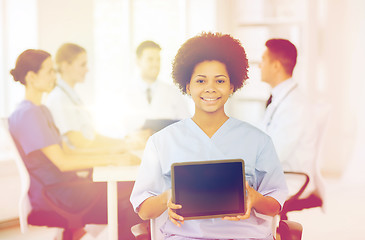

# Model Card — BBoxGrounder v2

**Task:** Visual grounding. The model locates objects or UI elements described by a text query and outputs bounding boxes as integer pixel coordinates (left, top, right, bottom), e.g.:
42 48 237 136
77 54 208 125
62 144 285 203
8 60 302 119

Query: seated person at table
45 43 147 152
130 32 288 240
118 40 191 134
8 49 143 240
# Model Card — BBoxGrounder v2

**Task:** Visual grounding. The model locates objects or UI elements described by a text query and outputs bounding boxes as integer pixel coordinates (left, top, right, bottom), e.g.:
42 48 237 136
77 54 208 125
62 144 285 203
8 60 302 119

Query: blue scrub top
131 118 288 239
8 100 88 211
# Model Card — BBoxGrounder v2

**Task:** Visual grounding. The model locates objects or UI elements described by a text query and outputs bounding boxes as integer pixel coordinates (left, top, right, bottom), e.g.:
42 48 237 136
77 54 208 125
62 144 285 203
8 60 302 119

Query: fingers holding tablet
167 198 184 227
223 181 252 221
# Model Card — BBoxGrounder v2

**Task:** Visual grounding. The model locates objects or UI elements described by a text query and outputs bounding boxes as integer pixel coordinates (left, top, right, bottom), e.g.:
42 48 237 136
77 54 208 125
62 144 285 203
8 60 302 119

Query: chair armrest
284 171 310 200
131 222 150 240
278 220 303 240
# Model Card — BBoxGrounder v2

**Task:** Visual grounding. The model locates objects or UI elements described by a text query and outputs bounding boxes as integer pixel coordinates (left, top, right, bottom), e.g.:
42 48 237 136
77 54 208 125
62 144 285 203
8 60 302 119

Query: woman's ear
24 71 36 86
186 84 191 95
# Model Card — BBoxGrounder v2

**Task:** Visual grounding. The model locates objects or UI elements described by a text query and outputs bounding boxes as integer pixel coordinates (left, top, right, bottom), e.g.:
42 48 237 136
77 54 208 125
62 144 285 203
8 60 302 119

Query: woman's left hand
165 189 185 227
222 181 254 221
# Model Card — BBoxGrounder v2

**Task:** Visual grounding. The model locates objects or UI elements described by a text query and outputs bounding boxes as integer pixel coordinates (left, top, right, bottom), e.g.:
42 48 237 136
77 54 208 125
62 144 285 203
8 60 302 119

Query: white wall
317 0 365 177
0 0 38 118
37 0 95 105
338 0 365 183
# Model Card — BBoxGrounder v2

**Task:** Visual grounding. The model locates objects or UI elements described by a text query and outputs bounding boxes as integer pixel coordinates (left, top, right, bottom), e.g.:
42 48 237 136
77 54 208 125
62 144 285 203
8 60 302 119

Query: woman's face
31 57 57 93
187 60 233 116
65 51 88 83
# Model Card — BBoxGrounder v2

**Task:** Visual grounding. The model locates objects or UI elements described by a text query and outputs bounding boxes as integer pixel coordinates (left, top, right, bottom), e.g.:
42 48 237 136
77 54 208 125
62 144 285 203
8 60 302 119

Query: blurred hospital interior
0 0 364 239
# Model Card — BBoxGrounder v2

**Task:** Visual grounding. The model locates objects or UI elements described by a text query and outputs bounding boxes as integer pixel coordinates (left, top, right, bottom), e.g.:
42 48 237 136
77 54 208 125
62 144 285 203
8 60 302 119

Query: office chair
0 118 32 234
279 102 331 221
131 212 303 240
1 118 102 240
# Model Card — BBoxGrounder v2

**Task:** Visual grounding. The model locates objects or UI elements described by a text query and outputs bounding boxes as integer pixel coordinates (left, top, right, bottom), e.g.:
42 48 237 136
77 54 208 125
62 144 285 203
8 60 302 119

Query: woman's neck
25 88 43 105
192 110 229 138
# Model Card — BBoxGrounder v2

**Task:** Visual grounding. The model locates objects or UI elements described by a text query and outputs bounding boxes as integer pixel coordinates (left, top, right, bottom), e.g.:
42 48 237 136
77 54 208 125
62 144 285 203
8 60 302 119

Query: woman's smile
200 96 221 103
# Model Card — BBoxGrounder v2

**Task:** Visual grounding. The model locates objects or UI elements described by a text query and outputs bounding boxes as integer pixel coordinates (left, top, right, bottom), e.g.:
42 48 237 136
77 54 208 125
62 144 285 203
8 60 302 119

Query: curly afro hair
172 32 249 94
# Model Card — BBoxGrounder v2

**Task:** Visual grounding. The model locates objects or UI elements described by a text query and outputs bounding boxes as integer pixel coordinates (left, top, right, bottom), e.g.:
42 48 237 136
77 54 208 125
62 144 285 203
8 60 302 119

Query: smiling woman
130 32 288 240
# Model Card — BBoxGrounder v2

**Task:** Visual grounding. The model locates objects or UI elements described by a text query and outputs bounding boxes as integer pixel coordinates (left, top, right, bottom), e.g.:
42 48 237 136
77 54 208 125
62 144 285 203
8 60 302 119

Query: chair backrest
0 118 31 233
150 210 168 240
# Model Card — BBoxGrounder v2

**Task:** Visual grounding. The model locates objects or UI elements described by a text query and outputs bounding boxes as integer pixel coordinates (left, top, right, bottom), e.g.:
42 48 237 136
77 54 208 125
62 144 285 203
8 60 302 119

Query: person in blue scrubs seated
130 32 288 240
8 49 144 240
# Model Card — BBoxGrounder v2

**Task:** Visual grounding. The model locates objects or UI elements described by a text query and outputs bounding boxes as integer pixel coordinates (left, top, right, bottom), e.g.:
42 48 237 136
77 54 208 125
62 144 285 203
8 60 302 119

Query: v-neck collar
186 117 232 140
57 78 83 105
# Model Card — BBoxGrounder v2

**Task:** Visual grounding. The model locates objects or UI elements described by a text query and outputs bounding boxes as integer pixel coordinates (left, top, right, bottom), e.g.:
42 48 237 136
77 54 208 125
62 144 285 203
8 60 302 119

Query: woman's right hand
164 189 184 227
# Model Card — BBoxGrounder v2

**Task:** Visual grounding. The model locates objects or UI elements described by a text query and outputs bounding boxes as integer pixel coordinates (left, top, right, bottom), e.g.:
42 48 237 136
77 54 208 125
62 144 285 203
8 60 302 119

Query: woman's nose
204 82 216 92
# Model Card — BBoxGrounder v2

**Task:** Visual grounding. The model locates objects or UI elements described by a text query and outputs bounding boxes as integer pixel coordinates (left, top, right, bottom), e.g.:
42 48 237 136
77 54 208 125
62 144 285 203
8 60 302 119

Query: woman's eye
217 79 225 84
196 79 204 83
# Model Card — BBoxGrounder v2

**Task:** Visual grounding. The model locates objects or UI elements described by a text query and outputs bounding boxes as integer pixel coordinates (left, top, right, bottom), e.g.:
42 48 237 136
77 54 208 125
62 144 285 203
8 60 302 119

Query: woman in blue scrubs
8 49 143 240
130 32 288 240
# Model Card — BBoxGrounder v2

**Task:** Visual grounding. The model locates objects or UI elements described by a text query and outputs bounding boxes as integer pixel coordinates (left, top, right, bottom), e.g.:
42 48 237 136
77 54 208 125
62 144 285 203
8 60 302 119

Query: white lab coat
260 79 321 196
118 79 191 132
45 78 95 140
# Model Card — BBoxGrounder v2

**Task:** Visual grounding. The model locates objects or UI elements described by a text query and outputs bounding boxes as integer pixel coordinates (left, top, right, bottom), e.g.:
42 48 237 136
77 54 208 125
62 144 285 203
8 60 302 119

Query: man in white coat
259 39 324 218
119 40 191 133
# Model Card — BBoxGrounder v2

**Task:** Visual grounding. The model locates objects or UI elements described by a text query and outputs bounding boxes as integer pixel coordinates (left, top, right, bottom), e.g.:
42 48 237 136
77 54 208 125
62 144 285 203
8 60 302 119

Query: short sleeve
11 106 60 155
255 136 288 207
46 95 70 135
130 136 165 212
46 90 95 139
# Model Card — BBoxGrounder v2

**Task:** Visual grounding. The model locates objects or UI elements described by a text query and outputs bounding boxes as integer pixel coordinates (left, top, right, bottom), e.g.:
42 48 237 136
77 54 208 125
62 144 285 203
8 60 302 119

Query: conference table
93 165 140 240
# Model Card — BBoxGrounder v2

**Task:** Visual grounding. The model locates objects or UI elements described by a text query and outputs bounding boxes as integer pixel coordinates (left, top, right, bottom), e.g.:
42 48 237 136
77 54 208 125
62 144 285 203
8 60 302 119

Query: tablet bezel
171 159 246 220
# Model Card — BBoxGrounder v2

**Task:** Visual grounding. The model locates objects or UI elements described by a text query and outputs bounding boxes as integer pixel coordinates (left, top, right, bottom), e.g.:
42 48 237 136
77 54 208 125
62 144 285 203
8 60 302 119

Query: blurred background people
119 40 191 133
45 43 145 152
259 39 326 217
8 49 143 240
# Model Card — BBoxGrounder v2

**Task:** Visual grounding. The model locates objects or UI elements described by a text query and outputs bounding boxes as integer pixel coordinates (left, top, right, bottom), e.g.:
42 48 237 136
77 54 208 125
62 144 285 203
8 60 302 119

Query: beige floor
0 224 108 240
288 178 364 240
0 178 364 240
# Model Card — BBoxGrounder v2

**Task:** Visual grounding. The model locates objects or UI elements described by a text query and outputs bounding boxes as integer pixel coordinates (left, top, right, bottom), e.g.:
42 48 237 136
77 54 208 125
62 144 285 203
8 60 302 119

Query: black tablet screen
172 160 245 218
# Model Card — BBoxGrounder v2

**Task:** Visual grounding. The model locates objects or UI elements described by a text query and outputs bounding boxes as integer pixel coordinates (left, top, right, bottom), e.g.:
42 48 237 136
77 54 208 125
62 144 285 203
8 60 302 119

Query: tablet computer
171 159 246 220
